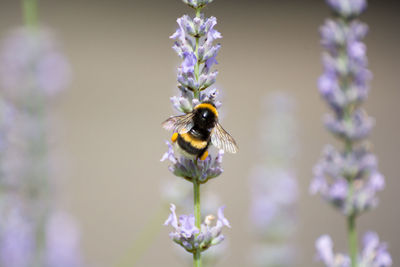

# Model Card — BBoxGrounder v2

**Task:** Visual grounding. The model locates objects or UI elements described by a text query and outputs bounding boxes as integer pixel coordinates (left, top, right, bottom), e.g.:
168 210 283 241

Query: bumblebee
162 101 238 160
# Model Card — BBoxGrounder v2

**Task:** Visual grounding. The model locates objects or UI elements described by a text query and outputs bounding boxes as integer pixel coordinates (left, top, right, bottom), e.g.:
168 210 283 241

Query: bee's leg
199 150 208 161
171 132 178 142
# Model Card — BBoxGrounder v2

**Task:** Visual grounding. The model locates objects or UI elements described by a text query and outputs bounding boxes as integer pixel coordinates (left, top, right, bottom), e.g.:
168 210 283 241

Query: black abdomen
177 128 210 157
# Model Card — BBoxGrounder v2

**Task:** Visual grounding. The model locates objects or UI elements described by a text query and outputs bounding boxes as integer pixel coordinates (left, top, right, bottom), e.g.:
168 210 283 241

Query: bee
162 101 238 160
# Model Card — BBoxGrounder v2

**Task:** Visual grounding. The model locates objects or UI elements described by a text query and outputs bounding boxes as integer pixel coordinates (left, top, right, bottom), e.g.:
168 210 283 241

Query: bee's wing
162 113 194 134
211 122 238 153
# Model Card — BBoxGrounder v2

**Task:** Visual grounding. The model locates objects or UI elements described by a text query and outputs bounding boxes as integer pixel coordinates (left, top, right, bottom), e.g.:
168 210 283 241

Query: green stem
192 7 203 267
346 140 357 267
22 0 38 28
193 179 201 267
193 7 202 100
346 137 357 267
348 213 358 267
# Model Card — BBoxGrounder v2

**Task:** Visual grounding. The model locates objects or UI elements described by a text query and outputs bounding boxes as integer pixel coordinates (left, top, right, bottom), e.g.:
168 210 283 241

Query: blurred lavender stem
22 0 38 28
348 212 357 267
341 15 358 265
22 0 46 265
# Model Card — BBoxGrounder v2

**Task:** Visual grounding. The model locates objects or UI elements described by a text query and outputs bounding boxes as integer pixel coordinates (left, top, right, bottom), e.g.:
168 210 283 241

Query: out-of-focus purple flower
316 233 392 267
360 232 392 267
313 1 392 265
326 0 367 17
0 23 84 267
324 110 374 141
315 0 380 212
316 235 335 265
45 211 83 267
249 167 298 236
164 204 230 252
0 27 71 103
319 18 371 121
161 142 223 183
248 93 298 267
315 235 350 267
0 203 34 267
310 145 384 215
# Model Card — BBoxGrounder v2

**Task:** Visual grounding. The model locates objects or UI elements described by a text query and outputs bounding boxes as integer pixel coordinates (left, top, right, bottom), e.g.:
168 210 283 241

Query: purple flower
316 235 335 265
179 214 199 238
320 19 346 49
0 27 71 103
164 0 229 261
182 0 214 9
0 24 84 267
170 96 193 114
182 52 197 75
311 145 385 215
316 233 392 267
326 0 367 17
170 8 221 106
0 203 34 267
160 141 178 164
318 18 371 120
313 2 392 265
315 235 350 267
164 204 230 252
250 167 298 233
161 142 223 183
323 109 374 141
360 232 392 267
248 93 298 267
45 212 83 267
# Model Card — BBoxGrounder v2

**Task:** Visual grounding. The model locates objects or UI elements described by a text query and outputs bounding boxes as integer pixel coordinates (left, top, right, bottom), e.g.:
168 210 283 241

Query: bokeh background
0 0 399 266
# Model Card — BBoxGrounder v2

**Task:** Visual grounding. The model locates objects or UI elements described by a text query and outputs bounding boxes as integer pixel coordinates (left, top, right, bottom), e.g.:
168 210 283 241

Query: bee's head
193 102 218 130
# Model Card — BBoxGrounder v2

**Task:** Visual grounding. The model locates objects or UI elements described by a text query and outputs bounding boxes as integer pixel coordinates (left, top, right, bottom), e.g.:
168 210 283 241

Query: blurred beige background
1 0 399 266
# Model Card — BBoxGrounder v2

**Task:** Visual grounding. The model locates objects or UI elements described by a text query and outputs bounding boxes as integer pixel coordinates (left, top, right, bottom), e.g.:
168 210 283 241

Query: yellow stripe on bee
194 103 218 117
171 132 178 142
180 133 208 149
200 150 208 161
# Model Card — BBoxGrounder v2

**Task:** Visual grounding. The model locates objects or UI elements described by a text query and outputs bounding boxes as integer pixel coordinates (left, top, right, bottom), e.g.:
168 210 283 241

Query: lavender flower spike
311 0 391 266
0 1 83 266
165 204 230 253
248 93 299 267
163 1 233 266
